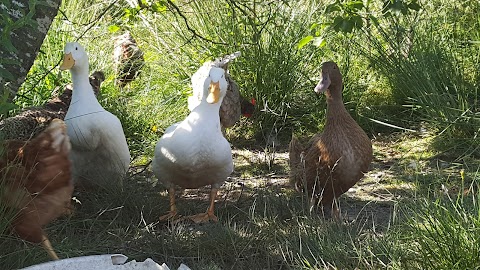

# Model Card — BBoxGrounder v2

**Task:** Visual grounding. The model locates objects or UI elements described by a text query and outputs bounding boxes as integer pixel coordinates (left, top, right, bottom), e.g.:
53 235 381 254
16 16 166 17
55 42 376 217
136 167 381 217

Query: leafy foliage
298 0 422 50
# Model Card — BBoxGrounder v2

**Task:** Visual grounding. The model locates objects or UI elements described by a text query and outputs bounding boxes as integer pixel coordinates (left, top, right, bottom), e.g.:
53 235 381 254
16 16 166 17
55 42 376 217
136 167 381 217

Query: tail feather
289 135 304 189
213 51 241 69
219 74 241 128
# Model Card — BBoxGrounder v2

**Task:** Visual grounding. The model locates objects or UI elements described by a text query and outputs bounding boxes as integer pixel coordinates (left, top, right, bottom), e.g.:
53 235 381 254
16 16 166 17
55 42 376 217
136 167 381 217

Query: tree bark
0 0 62 99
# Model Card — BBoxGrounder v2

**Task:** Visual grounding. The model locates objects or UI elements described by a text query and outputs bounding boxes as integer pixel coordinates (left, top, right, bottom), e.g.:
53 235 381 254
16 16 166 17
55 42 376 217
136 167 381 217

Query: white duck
187 52 255 133
152 65 233 223
60 42 130 190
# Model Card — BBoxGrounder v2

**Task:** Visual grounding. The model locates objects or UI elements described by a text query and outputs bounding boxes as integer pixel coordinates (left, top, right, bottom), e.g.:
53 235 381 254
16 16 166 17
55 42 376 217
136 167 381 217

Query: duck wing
288 135 305 189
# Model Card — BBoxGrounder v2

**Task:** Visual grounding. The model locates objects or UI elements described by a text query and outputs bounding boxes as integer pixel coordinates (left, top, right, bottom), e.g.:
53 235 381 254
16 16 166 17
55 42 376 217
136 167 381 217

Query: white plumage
60 42 130 190
187 52 253 131
153 65 233 223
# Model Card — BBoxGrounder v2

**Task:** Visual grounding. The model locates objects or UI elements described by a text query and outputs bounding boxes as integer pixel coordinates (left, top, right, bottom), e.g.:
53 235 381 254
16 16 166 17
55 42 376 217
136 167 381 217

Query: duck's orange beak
60 53 75 70
206 81 220 104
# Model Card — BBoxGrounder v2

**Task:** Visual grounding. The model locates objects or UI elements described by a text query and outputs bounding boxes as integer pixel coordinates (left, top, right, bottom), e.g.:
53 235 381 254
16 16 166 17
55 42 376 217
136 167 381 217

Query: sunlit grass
399 187 480 269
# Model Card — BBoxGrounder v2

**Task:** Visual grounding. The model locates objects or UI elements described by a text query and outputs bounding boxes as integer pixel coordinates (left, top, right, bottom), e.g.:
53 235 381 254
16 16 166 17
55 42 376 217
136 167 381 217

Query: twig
130 160 152 177
166 0 228 46
76 0 118 41
225 0 274 44
57 0 120 27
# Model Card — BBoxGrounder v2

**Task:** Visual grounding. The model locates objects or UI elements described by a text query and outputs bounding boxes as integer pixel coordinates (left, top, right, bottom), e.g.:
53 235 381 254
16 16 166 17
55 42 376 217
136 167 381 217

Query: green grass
1 135 479 269
352 0 480 155
401 193 480 270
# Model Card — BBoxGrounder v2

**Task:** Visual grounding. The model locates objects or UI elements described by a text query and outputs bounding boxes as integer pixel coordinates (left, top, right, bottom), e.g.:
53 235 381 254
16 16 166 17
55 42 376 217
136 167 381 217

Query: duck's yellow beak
59 53 75 70
206 81 220 104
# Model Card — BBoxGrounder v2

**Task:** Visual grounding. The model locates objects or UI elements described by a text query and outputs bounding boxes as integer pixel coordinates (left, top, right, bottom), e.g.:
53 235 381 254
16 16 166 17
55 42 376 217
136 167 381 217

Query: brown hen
113 31 145 88
1 119 72 260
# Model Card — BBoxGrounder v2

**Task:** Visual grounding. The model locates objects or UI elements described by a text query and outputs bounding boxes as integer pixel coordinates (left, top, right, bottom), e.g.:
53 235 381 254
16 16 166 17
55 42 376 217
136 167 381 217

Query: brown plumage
1 119 72 260
289 61 372 218
217 53 255 128
0 71 105 140
113 31 145 88
220 77 256 127
219 73 246 128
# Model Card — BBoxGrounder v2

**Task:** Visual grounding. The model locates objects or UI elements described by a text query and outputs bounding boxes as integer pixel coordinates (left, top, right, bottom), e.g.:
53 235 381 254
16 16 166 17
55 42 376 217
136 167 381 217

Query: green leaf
151 2 167 12
108 24 121 33
325 3 341 13
297 35 313 49
140 0 148 7
0 90 17 116
309 23 318 31
389 0 407 15
332 16 343 32
352 15 363 29
347 1 364 11
0 36 17 53
340 18 355 33
408 1 421 11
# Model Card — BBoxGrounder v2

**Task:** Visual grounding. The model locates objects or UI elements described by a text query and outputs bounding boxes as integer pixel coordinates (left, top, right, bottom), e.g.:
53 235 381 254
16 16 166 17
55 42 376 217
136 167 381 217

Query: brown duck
289 61 372 218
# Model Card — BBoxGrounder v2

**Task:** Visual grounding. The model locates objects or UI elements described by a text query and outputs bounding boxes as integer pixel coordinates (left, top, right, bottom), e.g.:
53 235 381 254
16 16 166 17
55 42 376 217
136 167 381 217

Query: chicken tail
289 135 305 191
213 51 241 69
240 95 255 118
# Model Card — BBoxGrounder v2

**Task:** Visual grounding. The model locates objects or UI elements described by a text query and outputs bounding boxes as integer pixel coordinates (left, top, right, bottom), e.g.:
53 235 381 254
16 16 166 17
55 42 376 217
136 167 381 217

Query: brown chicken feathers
1 119 73 260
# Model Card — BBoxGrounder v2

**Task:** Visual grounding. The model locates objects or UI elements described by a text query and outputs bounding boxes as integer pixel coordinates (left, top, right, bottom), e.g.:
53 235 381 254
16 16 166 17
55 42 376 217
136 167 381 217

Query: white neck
70 64 100 106
189 98 222 130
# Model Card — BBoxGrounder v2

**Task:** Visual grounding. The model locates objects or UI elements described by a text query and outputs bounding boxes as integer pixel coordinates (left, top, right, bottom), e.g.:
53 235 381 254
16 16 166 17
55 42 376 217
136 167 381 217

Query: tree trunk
0 0 62 100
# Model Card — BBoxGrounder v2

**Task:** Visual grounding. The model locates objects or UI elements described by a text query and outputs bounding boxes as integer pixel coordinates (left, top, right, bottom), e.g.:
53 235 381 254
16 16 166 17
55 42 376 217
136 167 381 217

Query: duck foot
159 210 179 222
160 187 180 222
41 235 59 260
188 212 218 224
188 188 219 223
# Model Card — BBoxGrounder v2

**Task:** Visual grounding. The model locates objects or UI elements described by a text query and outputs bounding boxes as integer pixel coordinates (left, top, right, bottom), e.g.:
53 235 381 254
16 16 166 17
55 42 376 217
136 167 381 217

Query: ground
1 133 476 269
